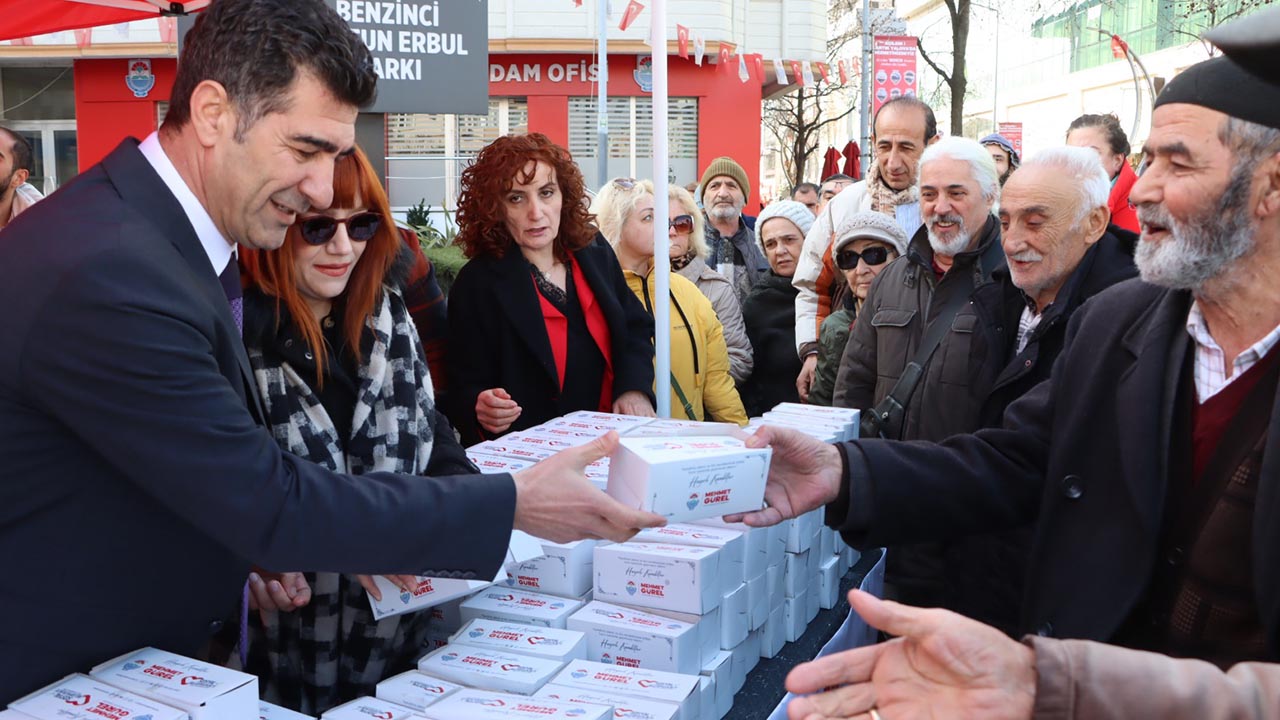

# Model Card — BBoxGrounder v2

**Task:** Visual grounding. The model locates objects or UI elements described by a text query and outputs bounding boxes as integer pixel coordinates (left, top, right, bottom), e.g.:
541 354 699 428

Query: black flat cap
1154 55 1280 130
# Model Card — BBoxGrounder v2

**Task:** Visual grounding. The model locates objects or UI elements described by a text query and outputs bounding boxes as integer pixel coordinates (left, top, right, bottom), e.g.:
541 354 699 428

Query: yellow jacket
623 269 748 426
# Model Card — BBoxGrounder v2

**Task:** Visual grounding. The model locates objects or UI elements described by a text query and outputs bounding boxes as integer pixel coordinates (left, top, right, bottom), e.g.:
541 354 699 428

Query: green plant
406 198 459 250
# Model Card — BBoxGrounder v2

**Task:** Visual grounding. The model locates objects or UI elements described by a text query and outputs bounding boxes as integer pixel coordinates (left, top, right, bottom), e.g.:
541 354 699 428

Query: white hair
920 136 999 204
1019 146 1110 223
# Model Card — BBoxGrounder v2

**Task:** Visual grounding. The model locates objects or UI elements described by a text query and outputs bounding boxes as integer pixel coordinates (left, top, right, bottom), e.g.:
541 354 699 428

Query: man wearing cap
980 132 1021 187
793 97 939 399
699 156 769 304
736 41 1280 683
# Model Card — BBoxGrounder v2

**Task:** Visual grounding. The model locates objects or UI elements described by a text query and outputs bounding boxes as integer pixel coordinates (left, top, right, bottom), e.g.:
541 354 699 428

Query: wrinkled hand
356 574 421 602
613 391 657 417
786 590 1037 720
512 431 666 543
796 354 819 401
247 571 312 624
476 388 522 435
725 425 842 527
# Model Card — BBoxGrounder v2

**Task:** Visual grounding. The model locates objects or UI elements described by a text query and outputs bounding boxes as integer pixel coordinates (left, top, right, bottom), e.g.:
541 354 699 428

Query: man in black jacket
947 146 1137 632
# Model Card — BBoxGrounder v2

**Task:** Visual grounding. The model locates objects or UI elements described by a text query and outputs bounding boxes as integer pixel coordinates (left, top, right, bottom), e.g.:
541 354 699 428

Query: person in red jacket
1066 113 1139 234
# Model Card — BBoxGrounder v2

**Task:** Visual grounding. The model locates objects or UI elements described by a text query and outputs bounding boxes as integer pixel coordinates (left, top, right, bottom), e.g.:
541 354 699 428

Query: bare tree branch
916 42 952 86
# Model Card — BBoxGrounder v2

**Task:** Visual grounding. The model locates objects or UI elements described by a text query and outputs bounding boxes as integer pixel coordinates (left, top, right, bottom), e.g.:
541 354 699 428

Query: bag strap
670 372 698 420
862 283 972 439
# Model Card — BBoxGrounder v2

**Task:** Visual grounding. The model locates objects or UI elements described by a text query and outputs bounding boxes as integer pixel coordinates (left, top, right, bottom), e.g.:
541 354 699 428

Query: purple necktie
219 254 250 667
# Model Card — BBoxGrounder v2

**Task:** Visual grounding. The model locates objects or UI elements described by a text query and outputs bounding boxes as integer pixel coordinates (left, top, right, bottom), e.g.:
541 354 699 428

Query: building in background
0 0 829 216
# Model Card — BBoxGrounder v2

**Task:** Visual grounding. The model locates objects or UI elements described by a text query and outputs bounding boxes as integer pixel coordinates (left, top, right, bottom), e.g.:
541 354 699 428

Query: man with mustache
830 136 1005 610
733 40 1280 709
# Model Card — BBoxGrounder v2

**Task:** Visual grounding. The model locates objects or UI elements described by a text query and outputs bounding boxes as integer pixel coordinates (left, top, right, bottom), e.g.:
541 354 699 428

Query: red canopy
0 1 207 43
820 146 841 180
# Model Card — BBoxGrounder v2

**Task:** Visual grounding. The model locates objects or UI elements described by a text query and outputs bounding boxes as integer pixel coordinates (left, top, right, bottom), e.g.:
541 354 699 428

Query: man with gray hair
831 136 1005 609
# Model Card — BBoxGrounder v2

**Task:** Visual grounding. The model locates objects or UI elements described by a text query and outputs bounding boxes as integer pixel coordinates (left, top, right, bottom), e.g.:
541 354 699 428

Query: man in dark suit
0 0 662 702
734 48 1280 675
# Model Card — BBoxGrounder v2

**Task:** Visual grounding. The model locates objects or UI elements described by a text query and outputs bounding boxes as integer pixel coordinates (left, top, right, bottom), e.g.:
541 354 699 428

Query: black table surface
725 548 884 720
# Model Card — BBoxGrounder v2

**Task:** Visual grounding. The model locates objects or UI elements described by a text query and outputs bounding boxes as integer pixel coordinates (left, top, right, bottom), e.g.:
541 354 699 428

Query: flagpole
597 0 609 187
651 0 671 418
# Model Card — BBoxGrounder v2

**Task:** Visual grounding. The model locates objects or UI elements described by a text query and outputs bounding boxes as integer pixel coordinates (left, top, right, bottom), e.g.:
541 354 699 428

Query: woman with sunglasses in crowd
737 200 813 416
808 211 909 406
593 179 747 426
447 134 655 444
236 146 476 713
667 195 754 385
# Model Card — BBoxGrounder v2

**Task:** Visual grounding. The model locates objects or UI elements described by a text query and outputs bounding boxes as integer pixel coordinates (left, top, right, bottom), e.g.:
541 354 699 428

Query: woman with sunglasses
737 201 813 416
236 147 476 713
447 134 656 444
809 211 909 407
592 179 747 426
667 189 754 385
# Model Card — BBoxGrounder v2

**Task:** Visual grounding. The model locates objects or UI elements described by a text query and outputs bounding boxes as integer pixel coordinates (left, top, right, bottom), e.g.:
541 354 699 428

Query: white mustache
1009 249 1043 263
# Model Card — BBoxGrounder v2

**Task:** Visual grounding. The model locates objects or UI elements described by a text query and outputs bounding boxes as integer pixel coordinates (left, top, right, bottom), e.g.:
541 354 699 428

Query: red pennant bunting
574 0 582 5
718 42 734 67
677 24 690 58
751 54 764 81
619 0 645 31
838 60 849 84
158 17 177 44
1110 34 1128 59
74 27 92 48
815 62 830 84
789 59 804 86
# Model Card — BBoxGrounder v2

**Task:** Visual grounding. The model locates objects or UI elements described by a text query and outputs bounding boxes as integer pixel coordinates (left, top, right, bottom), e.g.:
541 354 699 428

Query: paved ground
726 549 883 720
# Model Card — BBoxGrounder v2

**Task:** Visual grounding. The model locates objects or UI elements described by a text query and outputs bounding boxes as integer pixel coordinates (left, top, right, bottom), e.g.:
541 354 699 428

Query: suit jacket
0 140 516 702
830 278 1280 658
446 240 655 445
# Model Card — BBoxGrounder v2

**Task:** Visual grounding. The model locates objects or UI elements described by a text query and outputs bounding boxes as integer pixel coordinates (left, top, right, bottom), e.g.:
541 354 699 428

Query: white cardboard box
461 588 584 629
700 651 734 720
818 556 841 610
567 601 700 674
766 523 787 569
760 604 786 659
593 542 721 615
759 411 853 441
502 539 596 599
785 511 821 554
718 583 749 650
549 662 698 720
742 630 762 675
696 676 713 720
467 452 537 474
606 436 771 523
429 598 470 633
422 689 610 720
89 648 257 720
322 697 419 719
534 685 679 720
783 551 809 599
621 418 741 437
468 440 558 462
807 575 821 623
368 573 499 621
728 642 748 695
375 672 463 713
500 431 580 452
259 701 316 719
641 606 718 669
769 403 860 424
416 646 565 695
690 518 768 580
783 593 807 643
10 674 186 720
632 524 746 590
560 410 656 432
452 620 587 663
746 571 769 631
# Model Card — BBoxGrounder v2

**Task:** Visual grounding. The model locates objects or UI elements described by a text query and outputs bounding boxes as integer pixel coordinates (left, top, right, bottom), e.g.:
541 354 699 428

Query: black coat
0 140 515 702
446 240 655 445
944 227 1138 632
831 278 1280 658
740 272 802 417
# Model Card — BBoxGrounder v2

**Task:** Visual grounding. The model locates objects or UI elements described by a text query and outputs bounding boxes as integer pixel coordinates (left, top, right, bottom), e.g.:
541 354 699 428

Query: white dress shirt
137 131 236 275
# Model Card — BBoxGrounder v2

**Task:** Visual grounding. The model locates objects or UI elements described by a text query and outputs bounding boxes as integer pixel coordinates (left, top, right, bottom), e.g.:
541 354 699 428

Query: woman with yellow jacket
592 179 748 425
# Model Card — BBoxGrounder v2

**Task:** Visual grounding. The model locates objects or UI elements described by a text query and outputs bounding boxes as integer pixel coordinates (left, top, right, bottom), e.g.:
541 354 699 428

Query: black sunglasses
612 177 638 190
296 211 382 246
835 245 893 270
669 214 694 234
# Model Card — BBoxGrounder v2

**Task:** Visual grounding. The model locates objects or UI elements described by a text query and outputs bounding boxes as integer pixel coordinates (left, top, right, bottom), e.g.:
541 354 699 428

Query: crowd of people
1 0 1279 717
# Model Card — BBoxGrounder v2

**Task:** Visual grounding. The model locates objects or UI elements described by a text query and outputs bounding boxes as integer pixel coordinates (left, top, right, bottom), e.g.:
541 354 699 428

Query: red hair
240 146 399 385
454 133 595 261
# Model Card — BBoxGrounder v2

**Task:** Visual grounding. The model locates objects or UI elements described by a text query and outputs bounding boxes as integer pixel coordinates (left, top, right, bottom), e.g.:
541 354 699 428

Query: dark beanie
1154 55 1280 130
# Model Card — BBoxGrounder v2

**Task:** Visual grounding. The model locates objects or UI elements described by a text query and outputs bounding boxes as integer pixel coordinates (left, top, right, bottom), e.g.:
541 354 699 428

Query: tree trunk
949 0 970 136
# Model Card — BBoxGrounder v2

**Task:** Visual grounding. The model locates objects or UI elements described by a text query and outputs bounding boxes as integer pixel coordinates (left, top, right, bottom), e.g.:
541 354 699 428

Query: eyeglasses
296 211 382 246
669 214 694 234
835 245 893 270
612 177 638 190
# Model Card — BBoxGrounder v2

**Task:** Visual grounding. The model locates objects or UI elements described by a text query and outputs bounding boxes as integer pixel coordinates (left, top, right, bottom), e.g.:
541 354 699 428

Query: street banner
773 59 788 85
871 35 917 114
329 0 488 114
676 24 689 58
997 121 1024 157
619 0 644 31
789 59 804 86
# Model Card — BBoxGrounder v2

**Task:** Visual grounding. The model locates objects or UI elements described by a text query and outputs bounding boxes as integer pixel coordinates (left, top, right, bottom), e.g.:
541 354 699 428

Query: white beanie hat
833 211 910 257
755 200 815 247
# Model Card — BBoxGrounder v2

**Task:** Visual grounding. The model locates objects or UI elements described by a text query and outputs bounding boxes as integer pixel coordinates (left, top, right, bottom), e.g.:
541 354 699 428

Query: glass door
6 121 77 195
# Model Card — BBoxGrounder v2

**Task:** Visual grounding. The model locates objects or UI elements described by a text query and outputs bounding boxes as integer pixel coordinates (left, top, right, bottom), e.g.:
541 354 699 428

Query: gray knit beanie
755 200 815 246
833 211 910 257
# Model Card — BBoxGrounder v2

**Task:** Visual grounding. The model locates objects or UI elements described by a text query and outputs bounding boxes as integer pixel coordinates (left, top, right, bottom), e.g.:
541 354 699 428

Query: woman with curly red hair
447 133 656 443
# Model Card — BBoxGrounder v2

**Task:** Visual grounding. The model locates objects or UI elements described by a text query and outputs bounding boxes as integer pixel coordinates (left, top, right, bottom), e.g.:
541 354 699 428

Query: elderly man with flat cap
730 15 1280 720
